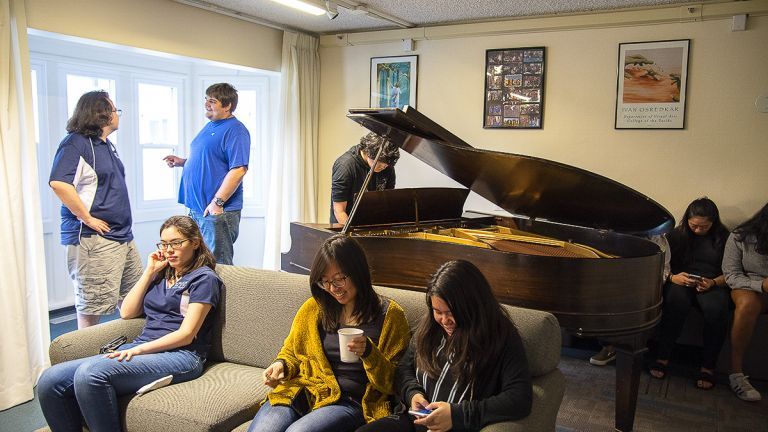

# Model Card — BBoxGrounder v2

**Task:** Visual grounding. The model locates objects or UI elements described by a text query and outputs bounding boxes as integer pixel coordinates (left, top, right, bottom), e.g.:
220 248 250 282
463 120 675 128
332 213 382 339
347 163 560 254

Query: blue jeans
247 398 365 432
189 209 241 265
37 342 203 432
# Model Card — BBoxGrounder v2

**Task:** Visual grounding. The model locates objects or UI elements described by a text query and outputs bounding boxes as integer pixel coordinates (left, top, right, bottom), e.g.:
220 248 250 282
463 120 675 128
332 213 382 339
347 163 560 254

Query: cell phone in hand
688 274 703 281
408 408 432 417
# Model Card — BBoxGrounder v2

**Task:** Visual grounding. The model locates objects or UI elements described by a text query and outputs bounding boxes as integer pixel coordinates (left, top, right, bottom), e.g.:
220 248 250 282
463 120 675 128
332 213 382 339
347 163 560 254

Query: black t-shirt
320 299 388 402
330 146 396 223
668 229 724 279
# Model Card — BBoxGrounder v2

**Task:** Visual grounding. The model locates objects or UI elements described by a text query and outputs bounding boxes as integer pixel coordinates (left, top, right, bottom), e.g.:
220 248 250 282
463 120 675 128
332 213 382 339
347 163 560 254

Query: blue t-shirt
49 133 133 245
134 266 223 358
179 117 250 213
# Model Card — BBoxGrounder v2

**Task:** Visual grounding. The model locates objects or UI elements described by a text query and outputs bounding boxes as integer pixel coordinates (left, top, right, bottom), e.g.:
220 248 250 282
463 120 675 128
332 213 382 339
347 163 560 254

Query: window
137 82 180 202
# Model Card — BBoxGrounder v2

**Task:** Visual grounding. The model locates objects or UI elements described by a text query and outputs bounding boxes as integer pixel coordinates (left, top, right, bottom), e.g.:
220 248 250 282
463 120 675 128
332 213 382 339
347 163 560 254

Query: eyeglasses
112 109 123 117
317 275 348 290
156 239 190 250
204 97 220 105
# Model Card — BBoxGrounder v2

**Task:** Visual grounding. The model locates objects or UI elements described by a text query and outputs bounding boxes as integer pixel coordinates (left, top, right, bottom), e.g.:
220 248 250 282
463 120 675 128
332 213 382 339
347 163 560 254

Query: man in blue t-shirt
49 90 143 329
164 83 250 265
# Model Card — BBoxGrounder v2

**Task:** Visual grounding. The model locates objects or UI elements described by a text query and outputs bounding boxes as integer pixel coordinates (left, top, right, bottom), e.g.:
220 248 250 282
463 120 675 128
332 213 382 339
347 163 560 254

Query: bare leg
729 289 764 373
77 312 101 329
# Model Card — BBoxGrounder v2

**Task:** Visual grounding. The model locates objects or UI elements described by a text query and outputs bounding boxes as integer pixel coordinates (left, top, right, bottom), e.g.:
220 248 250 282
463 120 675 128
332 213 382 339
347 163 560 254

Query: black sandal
649 360 668 379
696 370 715 390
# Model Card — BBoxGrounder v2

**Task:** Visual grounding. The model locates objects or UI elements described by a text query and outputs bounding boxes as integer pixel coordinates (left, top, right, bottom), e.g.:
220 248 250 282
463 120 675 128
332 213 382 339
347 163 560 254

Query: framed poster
483 47 545 129
370 55 418 110
615 39 690 129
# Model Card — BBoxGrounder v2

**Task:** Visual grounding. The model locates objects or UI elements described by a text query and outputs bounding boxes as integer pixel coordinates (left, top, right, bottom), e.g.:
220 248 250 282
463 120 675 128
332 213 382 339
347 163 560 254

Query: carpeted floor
556 353 768 432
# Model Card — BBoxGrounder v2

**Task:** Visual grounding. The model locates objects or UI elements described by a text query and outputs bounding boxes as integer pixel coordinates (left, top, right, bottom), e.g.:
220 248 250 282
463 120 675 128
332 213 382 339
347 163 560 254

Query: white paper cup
338 328 364 363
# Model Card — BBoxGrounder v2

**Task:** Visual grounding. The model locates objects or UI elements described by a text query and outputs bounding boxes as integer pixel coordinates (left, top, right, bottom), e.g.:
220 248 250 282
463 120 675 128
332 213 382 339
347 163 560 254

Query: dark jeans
657 282 730 370
356 412 427 432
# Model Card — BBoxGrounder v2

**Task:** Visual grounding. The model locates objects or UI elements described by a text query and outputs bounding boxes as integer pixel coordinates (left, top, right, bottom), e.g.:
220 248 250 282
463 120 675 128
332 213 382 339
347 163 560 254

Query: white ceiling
176 0 708 35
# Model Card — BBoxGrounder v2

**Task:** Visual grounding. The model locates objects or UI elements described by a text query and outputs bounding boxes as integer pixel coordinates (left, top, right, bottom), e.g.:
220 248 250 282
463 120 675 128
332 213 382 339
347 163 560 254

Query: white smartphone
408 408 432 417
136 375 173 395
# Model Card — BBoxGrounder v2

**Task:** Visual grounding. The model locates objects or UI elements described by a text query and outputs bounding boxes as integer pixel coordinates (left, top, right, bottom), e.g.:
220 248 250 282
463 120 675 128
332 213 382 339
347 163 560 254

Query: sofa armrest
480 369 566 432
49 318 146 365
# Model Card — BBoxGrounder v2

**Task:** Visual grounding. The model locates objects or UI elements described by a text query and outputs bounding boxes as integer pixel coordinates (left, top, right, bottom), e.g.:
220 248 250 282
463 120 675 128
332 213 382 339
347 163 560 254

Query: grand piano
282 106 674 431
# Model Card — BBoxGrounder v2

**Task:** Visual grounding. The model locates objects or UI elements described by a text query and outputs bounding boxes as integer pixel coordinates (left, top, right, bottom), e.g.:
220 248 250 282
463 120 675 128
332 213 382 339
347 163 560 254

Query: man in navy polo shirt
49 90 142 329
164 83 250 265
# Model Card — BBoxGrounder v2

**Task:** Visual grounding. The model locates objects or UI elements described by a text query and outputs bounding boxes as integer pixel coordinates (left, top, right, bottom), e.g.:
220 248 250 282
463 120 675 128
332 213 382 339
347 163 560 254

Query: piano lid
348 106 674 236
348 187 470 227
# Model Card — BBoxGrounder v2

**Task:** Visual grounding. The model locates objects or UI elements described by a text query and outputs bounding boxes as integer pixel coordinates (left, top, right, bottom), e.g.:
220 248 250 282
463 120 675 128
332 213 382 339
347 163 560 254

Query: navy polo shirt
49 133 133 245
134 266 222 358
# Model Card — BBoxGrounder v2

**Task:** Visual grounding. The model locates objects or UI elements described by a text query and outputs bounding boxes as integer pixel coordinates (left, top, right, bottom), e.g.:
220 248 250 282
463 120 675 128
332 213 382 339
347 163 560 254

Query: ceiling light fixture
269 0 325 16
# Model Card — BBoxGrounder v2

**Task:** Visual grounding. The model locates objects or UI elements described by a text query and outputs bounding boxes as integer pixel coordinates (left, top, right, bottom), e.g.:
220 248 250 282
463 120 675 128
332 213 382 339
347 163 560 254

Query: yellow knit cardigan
266 296 411 423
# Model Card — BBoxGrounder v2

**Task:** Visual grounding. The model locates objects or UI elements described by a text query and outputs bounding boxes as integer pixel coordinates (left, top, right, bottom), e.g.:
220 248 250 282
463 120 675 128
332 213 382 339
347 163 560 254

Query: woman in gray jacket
722 202 768 402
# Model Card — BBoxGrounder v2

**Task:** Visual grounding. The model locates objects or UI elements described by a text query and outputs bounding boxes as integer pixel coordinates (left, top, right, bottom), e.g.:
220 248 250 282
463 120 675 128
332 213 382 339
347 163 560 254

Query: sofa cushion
122 362 269 432
210 266 312 367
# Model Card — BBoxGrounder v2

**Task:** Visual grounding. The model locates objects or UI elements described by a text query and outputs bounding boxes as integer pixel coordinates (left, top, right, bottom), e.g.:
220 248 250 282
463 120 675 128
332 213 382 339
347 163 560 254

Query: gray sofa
48 265 565 431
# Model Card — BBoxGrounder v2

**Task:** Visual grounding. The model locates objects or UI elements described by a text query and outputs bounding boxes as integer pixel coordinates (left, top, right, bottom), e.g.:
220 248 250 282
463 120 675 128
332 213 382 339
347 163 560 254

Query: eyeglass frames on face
317 275 348 290
156 239 190 250
112 109 123 117
204 97 220 105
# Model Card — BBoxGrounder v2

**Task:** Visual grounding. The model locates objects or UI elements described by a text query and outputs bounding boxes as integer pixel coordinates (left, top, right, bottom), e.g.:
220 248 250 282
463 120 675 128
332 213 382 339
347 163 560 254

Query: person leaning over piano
330 132 400 225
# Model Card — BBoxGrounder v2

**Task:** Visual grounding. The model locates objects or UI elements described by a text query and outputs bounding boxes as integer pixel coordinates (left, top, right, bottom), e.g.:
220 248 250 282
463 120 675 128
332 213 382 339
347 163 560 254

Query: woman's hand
147 250 169 275
263 361 285 388
413 401 452 432
696 277 716 293
106 345 143 362
671 272 700 288
347 335 368 358
410 393 429 411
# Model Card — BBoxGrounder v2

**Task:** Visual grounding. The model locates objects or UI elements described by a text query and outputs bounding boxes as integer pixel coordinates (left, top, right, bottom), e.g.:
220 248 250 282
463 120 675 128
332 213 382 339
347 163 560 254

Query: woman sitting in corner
357 260 532 432
38 215 222 432
723 201 768 402
248 234 410 432
650 197 730 390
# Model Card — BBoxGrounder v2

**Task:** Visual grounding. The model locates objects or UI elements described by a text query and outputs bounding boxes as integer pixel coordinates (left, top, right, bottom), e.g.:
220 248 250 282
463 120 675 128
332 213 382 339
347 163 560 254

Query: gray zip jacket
722 233 768 293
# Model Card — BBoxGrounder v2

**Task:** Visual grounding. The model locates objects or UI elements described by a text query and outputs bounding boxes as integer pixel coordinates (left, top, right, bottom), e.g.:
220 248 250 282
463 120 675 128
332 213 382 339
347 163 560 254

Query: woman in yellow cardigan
247 234 411 432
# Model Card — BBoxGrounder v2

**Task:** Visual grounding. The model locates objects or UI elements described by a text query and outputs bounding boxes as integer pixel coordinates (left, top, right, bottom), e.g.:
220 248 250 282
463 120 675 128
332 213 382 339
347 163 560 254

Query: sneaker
590 346 616 366
729 373 762 401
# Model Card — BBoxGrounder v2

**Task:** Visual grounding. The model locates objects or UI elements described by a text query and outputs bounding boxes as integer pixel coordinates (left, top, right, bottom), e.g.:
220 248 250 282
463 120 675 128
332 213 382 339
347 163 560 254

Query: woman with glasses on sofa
38 215 222 432
357 260 532 432
249 234 411 432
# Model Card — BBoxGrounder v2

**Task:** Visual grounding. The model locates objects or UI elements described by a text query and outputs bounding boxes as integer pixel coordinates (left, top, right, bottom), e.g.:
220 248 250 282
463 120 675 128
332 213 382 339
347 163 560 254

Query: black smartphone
688 274 703 281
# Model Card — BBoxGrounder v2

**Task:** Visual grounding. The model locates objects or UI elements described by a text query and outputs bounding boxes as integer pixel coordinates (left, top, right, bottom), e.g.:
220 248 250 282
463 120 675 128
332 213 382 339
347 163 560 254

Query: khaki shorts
66 236 143 315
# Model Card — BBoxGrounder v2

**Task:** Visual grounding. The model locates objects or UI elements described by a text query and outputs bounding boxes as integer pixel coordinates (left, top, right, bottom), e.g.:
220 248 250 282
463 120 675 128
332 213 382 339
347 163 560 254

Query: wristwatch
213 197 225 207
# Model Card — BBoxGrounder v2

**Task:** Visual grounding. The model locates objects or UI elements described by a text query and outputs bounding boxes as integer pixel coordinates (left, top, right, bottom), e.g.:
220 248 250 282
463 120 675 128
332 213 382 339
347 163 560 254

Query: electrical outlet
756 95 768 113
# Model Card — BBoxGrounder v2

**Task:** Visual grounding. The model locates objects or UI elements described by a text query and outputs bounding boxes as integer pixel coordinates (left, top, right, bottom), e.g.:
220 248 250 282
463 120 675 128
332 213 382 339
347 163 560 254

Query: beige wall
318 15 768 229
24 0 282 72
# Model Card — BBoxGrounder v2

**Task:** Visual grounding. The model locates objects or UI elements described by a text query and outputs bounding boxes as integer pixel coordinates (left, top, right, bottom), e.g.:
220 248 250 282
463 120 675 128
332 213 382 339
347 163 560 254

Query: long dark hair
65 90 114 138
414 260 518 387
733 202 768 255
672 197 729 262
155 216 216 284
309 234 383 332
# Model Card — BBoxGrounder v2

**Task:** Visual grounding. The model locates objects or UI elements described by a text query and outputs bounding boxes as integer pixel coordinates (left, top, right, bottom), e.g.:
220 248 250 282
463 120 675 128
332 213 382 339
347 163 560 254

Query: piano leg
613 344 647 432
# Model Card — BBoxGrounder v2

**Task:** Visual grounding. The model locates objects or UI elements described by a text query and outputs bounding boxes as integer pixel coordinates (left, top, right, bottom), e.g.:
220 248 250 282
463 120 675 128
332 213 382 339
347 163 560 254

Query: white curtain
262 32 320 269
0 0 51 410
